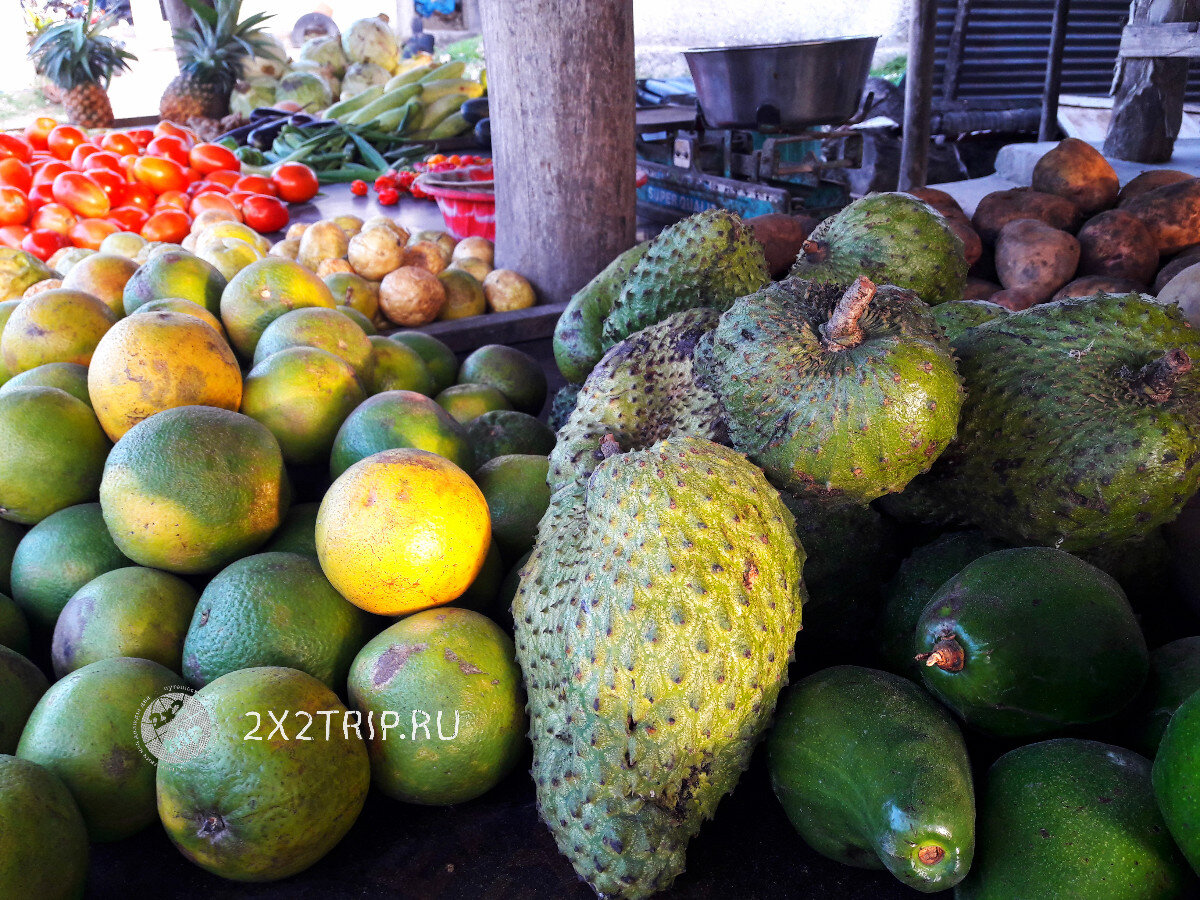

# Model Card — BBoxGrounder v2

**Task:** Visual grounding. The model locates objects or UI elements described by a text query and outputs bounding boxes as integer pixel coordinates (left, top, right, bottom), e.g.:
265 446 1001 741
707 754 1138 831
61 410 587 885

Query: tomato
107 205 149 231
0 159 32 192
122 182 156 211
31 202 77 235
234 174 276 196
140 208 190 243
270 162 319 204
99 131 138 155
193 180 229 195
189 191 242 220
204 168 240 189
32 160 70 186
46 125 86 161
226 190 254 207
0 135 33 164
52 171 111 219
86 168 126 205
241 194 288 233
153 121 194 145
146 135 190 167
125 129 154 149
0 225 28 249
131 156 187 194
118 153 139 177
69 218 117 250
185 141 238 174
81 151 121 174
0 188 30 226
21 228 69 260
153 189 190 211
23 118 57 151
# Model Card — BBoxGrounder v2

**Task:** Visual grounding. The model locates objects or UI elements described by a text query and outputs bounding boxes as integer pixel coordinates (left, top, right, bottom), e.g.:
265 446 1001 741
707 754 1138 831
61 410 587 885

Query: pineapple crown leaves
29 0 136 91
173 0 283 92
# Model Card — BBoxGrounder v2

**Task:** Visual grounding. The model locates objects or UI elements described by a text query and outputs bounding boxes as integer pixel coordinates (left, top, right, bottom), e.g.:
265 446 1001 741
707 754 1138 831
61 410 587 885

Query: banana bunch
322 61 484 141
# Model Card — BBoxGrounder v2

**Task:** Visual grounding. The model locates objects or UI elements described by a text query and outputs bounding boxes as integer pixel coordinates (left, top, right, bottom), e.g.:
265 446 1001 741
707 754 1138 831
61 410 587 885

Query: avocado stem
917 845 945 866
821 276 876 351
1129 349 1192 402
801 238 829 263
915 637 965 673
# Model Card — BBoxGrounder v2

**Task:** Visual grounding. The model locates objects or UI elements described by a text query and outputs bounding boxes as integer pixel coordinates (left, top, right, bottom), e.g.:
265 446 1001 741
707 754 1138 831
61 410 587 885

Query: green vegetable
235 146 266 165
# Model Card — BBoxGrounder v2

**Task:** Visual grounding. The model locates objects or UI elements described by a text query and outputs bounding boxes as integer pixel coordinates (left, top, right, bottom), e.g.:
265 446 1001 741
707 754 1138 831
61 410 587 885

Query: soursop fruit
515 436 805 898
548 382 582 432
549 308 727 492
887 293 1200 550
791 193 967 306
601 210 770 350
933 300 1008 343
698 276 963 505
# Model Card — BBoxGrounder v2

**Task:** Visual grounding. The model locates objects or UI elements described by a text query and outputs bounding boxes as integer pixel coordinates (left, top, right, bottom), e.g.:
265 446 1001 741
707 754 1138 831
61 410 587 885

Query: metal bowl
684 36 879 130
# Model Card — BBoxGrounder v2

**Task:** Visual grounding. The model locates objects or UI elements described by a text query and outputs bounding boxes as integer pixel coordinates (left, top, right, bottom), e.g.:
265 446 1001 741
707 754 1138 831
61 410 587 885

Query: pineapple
28 0 136 129
160 0 282 124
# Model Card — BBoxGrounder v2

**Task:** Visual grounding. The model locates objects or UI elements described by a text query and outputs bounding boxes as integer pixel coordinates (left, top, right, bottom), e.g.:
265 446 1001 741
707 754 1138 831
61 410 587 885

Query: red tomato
21 228 69 260
189 191 242 220
99 131 138 155
68 218 117 250
153 189 190 211
32 160 70 186
107 205 149 231
0 188 30 226
226 190 254 207
51 172 110 219
87 168 126 206
141 208 190 243
68 143 99 170
118 153 139 178
0 159 32 192
122 182 156 211
0 225 28 249
270 162 319 204
132 156 187 194
23 118 57 151
124 129 154 149
46 125 86 161
241 194 288 233
0 135 33 163
31 202 77 234
193 180 229 195
182 167 203 186
28 182 55 207
188 142 240 174
234 174 276 196
152 121 194 145
204 169 240 189
82 150 122 173
146 135 190 167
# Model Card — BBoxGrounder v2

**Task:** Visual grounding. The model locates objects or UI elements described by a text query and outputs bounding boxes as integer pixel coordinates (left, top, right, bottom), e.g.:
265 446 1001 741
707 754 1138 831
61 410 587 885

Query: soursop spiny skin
600 209 770 351
698 276 963 505
790 193 967 306
932 299 1008 344
887 293 1200 550
514 436 806 898
548 382 583 432
549 307 727 492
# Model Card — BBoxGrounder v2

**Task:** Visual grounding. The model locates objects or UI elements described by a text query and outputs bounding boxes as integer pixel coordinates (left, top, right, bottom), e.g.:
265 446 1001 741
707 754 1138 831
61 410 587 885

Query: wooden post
1038 0 1071 141
478 0 636 304
1105 0 1199 162
162 0 213 69
899 0 938 190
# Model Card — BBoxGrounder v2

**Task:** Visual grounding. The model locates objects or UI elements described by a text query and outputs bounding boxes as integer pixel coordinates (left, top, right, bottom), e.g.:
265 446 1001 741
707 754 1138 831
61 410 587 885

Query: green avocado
1127 637 1200 755
768 666 974 892
960 739 1195 899
1153 685 1200 873
915 547 1148 738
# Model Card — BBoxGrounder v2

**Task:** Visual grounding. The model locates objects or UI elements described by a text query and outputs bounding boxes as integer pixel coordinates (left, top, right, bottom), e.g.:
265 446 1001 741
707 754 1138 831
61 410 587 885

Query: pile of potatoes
907 138 1200 324
268 217 535 330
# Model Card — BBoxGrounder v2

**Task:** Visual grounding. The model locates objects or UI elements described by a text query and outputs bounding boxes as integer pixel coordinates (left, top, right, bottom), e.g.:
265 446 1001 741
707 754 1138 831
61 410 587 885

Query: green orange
0 755 89 899
0 645 48 754
467 410 556 464
473 454 552 560
391 331 458 393
325 271 379 318
1 289 118 374
60 252 138 317
435 383 511 423
0 362 91 405
368 335 434 395
330 389 474 478
220 257 337 361
252 307 374 383
458 343 548 415
122 250 226 316
263 501 319 557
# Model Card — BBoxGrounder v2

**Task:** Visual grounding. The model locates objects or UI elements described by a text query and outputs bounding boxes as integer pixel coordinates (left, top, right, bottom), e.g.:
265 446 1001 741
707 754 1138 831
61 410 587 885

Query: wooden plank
1039 0 1072 141
899 0 938 190
385 301 568 353
941 0 974 102
1119 22 1200 58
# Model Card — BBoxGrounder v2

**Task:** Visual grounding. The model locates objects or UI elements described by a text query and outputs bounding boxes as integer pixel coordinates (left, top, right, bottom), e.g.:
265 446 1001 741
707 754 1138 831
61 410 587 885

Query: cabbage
340 61 390 101
240 34 289 80
298 35 348 78
275 71 332 111
342 17 399 72
229 78 277 119
290 60 341 101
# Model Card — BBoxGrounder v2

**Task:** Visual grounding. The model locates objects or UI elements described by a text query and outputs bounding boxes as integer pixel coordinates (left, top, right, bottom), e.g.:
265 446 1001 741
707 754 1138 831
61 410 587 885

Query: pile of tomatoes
348 154 492 204
0 118 321 261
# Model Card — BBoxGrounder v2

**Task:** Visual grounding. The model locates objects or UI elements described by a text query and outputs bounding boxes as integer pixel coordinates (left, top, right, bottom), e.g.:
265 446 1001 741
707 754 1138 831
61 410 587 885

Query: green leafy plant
28 0 136 91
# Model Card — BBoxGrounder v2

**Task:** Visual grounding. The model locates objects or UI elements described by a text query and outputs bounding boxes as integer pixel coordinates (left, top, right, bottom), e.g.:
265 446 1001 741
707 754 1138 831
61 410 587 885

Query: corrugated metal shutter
933 0 1200 107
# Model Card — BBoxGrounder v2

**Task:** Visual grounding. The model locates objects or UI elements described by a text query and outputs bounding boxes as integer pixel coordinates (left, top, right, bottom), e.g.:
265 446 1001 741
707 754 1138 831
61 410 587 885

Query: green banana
418 61 465 82
384 63 437 92
376 99 420 133
418 78 485 104
346 84 423 126
417 93 472 131
324 85 384 121
427 112 470 140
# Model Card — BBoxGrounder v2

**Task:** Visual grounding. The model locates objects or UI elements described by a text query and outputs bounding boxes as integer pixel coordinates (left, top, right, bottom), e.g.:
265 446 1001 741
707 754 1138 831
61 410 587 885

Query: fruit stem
917 845 945 866
915 637 965 673
821 276 876 351
599 434 622 459
801 238 829 263
1129 349 1192 402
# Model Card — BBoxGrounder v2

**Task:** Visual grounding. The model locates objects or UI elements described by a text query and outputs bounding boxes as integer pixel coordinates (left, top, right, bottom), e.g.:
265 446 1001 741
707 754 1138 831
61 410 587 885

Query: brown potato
378 266 446 326
268 239 299 260
747 213 817 279
944 210 983 267
1076 210 1159 285
362 216 409 245
1052 275 1146 302
1122 179 1200 256
297 220 348 271
451 236 495 267
972 188 1082 243
1155 246 1200 294
315 258 353 278
904 187 965 219
1118 170 1194 207
1157 262 1200 327
995 218 1080 302
403 241 449 275
962 277 1000 301
990 287 1040 311
347 228 405 280
1031 138 1119 215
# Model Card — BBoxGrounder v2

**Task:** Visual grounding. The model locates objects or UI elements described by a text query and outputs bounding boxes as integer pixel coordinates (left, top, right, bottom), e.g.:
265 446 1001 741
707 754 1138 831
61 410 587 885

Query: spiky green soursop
933 300 1008 343
887 293 1200 550
553 242 650 384
548 382 582 432
515 437 805 898
791 193 967 306
601 210 769 351
698 276 963 505
549 308 727 492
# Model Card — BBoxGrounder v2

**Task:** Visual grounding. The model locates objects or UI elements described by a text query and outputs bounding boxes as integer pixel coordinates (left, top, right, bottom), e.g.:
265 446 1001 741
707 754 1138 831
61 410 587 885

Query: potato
1076 210 1158 285
1052 276 1145 302
409 229 456 259
944 210 983 267
333 215 363 238
285 223 308 242
1155 246 1200 294
989 287 1040 311
1118 170 1193 207
362 216 410 245
995 218 1080 302
347 227 405 280
403 241 449 275
1158 262 1200 327
451 236 495 267
297 220 349 271
962 277 1000 301
1122 178 1200 256
378 266 446 326
747 213 817 279
972 188 1082 243
1031 138 1118 215
437 269 486 320
483 269 536 312
904 187 965 219
269 239 299 260
315 258 353 278
190 208 240 234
